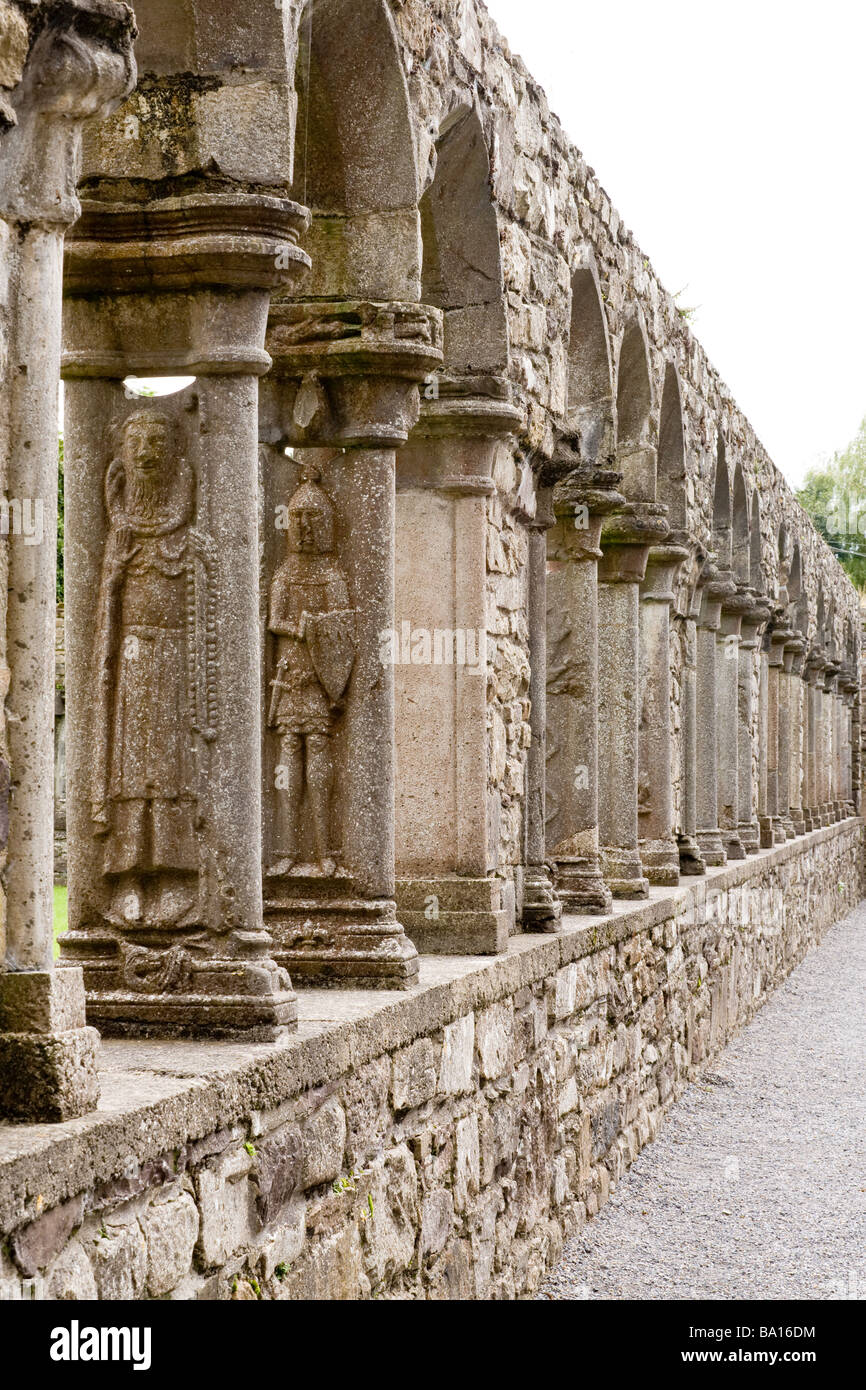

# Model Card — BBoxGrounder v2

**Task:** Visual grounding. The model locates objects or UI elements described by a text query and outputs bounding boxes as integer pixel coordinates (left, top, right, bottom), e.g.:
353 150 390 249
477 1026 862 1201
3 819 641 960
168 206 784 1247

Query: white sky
485 0 866 487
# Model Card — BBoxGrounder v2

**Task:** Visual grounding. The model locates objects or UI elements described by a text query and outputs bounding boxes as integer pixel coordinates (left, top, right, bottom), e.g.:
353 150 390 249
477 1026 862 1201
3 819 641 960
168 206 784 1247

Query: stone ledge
0 818 861 1235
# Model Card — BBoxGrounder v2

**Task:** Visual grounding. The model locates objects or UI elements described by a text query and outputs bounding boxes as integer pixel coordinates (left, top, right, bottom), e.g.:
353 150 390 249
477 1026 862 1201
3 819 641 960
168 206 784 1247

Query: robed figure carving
268 464 356 877
93 409 215 932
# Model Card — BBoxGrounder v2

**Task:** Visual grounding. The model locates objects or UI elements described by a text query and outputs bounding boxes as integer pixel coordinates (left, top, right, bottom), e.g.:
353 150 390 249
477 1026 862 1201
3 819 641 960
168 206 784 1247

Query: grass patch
53 885 68 959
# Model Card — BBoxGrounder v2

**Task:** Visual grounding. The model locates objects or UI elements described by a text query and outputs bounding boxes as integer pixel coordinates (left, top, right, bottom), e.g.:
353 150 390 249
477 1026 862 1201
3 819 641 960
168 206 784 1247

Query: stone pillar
758 634 771 843
59 191 307 1038
841 669 858 814
695 570 733 866
545 469 623 913
392 378 526 949
518 490 561 932
716 589 752 860
598 504 669 898
787 640 807 835
676 585 706 875
638 544 688 884
737 597 771 853
821 665 840 823
802 653 820 830
776 640 798 840
259 300 443 985
0 0 135 1119
764 621 789 844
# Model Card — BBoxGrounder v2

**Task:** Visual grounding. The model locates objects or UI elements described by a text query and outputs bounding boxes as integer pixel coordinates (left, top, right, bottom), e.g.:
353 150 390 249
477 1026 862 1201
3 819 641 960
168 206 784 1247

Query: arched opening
657 362 686 530
732 461 750 585
616 315 654 500
293 0 420 302
712 434 732 571
566 251 615 468
750 490 763 592
420 105 507 376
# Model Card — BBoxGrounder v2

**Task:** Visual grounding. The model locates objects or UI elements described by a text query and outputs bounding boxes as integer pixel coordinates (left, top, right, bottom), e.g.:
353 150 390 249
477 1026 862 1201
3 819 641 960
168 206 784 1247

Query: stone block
454 1114 481 1212
0 970 86 1033
197 1157 259 1267
11 1196 84 1277
301 1099 346 1190
142 1191 199 1297
362 1146 419 1286
476 1001 514 1079
392 1038 436 1111
0 1026 99 1123
89 1219 147 1300
438 1014 475 1094
46 1241 98 1301
255 1125 303 1224
420 1189 454 1259
342 1056 391 1166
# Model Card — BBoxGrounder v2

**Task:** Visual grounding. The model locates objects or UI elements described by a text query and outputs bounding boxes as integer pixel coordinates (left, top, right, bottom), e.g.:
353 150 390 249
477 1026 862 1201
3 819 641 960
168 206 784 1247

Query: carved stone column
522 488 562 931
259 300 443 985
776 637 798 839
676 582 707 875
0 0 135 1118
59 191 306 1038
638 544 688 884
841 668 858 815
737 596 771 852
822 664 840 823
758 630 771 843
545 468 623 914
764 620 790 844
598 504 669 898
787 638 807 835
392 377 524 950
717 587 752 860
803 652 823 830
695 568 733 866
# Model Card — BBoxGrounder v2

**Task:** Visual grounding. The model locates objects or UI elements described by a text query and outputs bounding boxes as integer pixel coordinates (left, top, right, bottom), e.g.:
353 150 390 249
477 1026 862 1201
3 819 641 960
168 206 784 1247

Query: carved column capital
400 374 522 497
264 299 444 448
640 543 689 604
0 0 136 225
599 502 670 584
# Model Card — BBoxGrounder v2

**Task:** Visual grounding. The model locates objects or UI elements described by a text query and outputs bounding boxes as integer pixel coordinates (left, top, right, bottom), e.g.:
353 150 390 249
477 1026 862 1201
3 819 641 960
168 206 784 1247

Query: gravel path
540 902 866 1300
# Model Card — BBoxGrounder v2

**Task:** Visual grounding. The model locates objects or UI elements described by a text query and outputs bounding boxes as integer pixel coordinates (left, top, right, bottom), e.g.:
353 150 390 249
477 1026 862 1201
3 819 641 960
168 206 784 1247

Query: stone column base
0 970 98 1123
395 878 509 955
266 881 420 986
772 816 792 842
738 822 761 853
521 868 563 933
601 847 649 900
790 811 807 836
721 830 747 861
553 856 613 914
639 838 681 886
677 835 706 876
60 935 297 1039
759 816 777 847
696 830 727 866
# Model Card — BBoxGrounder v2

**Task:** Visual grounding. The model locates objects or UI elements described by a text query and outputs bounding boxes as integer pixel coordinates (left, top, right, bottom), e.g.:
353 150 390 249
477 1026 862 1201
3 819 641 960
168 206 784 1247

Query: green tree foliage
797 415 866 590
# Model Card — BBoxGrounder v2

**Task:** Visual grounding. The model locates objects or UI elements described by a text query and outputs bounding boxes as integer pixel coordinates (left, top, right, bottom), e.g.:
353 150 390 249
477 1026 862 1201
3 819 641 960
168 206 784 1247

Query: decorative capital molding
64 193 311 295
0 0 136 225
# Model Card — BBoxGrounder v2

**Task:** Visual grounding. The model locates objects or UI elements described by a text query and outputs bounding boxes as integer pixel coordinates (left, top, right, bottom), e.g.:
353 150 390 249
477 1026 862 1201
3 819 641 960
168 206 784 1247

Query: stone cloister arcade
0 0 861 1138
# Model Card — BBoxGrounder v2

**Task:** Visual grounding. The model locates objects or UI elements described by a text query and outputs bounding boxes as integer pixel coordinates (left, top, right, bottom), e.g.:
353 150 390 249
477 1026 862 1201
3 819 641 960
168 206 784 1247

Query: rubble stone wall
1 820 861 1300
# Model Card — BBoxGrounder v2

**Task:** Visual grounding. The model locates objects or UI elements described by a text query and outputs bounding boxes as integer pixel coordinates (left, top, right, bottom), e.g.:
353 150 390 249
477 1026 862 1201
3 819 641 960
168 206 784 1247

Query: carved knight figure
93 409 212 930
268 464 355 877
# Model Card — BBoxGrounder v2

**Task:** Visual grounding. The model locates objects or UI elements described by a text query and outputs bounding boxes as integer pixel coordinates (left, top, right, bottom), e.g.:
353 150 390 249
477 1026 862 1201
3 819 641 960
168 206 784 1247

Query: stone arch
732 460 750 585
616 312 654 500
657 362 687 530
419 104 507 375
712 433 732 570
750 490 764 592
294 0 421 301
566 249 615 468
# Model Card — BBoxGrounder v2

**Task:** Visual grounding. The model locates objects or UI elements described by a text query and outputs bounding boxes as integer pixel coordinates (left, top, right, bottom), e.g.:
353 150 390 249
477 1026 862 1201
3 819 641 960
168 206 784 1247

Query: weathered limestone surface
0 820 860 1299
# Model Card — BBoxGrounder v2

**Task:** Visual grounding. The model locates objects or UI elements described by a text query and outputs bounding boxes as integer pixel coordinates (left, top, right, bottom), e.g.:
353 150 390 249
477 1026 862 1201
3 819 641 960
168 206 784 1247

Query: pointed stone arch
419 104 507 375
657 362 687 530
712 433 732 570
294 0 421 301
732 460 750 585
566 249 615 468
616 312 654 500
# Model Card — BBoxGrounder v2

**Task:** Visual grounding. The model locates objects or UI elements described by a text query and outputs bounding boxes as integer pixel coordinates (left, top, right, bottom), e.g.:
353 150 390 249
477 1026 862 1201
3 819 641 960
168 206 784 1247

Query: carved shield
306 610 356 703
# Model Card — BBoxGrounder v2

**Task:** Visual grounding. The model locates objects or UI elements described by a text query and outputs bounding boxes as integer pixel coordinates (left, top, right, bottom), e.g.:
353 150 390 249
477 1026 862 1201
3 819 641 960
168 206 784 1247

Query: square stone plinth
0 969 87 1034
0 1027 99 1123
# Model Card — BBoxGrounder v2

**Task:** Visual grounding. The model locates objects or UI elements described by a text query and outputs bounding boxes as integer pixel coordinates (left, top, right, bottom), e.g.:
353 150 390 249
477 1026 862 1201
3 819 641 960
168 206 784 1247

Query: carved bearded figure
268 464 355 877
93 410 206 929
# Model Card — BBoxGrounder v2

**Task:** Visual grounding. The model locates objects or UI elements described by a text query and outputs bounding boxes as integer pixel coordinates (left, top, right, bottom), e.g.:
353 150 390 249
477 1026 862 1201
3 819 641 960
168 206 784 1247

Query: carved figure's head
287 463 335 554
